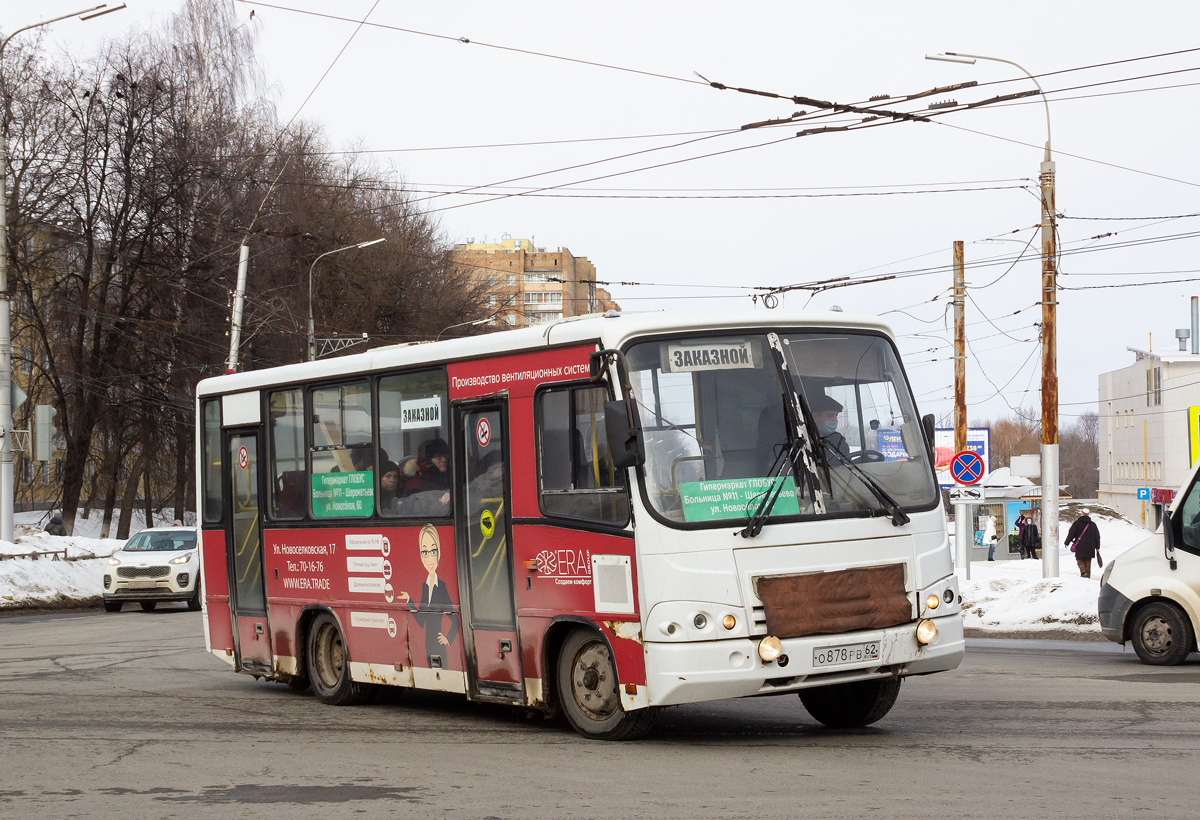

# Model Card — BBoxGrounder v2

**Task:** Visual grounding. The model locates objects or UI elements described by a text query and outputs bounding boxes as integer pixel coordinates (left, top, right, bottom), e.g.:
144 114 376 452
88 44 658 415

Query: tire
800 677 902 728
306 612 371 705
555 629 656 741
140 601 157 612
103 600 122 613
1131 601 1195 666
187 583 202 612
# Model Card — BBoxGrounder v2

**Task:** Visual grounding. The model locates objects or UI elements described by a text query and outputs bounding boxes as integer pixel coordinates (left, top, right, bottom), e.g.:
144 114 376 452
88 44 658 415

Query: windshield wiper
739 439 802 538
821 442 910 526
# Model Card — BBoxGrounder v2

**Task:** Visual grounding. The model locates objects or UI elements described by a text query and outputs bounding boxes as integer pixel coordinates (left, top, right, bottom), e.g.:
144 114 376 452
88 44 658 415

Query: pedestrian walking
985 514 998 561
1065 508 1101 578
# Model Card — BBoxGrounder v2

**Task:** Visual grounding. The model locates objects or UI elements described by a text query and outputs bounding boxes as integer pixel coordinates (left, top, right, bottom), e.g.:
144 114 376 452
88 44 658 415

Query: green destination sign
679 476 800 522
312 470 375 518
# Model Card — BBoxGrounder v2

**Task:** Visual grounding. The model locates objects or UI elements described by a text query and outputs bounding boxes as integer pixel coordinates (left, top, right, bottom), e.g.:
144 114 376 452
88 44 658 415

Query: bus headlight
758 636 783 662
925 594 941 611
915 619 938 645
722 614 736 630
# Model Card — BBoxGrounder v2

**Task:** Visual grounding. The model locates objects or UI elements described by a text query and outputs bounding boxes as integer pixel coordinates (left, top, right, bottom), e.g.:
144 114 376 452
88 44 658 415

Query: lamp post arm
307 238 385 361
949 52 1050 160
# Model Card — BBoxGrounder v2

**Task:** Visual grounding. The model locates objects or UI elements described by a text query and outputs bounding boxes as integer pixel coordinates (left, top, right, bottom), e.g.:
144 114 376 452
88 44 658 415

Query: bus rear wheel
799 677 901 728
307 613 370 705
1131 602 1195 666
556 629 656 741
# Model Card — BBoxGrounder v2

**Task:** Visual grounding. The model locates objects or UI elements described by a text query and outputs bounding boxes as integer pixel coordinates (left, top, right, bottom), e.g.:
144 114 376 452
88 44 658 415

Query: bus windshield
625 331 938 526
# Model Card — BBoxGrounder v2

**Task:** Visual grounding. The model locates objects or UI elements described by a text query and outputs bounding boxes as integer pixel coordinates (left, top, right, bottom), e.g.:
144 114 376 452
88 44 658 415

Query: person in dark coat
1020 513 1040 559
1065 508 1101 578
45 514 67 536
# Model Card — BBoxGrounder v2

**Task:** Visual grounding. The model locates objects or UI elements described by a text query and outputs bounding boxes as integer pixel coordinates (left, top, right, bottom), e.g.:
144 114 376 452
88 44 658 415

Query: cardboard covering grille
755 564 911 639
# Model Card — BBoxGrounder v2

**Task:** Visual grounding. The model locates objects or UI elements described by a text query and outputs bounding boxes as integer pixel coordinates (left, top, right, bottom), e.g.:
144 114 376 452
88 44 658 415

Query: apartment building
450 236 619 328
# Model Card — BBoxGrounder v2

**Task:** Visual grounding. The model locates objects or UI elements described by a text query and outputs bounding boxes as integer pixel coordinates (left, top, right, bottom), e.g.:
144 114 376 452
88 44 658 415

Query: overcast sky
21 0 1200 428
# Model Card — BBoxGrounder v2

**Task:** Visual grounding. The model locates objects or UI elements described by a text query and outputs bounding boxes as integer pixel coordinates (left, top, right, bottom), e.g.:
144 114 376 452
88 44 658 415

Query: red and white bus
196 310 963 739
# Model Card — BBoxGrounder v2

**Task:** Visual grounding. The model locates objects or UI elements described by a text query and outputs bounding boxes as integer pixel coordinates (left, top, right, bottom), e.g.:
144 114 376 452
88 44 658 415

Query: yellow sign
1190 406 1200 466
480 509 495 539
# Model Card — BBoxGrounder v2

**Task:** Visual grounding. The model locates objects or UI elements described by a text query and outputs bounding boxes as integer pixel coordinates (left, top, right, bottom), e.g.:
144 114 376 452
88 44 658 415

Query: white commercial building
1098 345 1200 528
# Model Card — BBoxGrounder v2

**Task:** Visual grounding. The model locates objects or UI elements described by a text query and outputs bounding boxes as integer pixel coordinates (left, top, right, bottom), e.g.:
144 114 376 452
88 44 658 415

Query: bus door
226 431 272 676
455 403 524 701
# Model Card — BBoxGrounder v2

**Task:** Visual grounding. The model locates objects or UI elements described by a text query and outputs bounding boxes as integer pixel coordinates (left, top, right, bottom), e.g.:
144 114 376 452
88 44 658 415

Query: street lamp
307 238 385 361
0 3 126 542
436 317 491 341
927 51 1059 578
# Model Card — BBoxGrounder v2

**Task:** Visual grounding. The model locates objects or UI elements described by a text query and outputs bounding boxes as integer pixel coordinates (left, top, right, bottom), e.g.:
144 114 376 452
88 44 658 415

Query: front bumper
643 613 964 707
1098 583 1134 644
103 568 196 602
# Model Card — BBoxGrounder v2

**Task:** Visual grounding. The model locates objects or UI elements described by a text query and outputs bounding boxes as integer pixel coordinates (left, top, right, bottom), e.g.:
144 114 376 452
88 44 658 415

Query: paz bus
196 310 964 740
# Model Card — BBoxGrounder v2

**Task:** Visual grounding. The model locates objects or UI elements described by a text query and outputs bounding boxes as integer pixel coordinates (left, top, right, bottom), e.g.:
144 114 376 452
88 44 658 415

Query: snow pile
958 506 1154 636
0 510 182 607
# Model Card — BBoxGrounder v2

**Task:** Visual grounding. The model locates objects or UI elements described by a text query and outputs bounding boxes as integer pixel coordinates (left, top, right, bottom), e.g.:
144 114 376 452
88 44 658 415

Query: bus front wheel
556 629 656 741
799 677 901 728
307 613 370 706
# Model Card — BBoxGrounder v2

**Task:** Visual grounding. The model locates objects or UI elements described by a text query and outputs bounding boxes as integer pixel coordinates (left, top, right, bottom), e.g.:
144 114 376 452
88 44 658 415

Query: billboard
933 427 991 489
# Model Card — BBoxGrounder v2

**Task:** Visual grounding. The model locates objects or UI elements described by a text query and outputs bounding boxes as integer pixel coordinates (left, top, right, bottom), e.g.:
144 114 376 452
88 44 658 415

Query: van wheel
556 629 656 741
1132 602 1195 666
800 678 902 728
307 613 370 705
140 601 157 612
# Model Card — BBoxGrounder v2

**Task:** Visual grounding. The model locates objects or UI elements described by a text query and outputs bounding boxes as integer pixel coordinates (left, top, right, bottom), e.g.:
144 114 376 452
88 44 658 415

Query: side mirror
605 400 645 469
921 413 935 445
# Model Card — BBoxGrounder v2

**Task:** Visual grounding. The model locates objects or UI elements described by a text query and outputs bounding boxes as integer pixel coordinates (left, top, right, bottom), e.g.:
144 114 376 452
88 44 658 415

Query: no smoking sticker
476 417 491 447
238 446 248 469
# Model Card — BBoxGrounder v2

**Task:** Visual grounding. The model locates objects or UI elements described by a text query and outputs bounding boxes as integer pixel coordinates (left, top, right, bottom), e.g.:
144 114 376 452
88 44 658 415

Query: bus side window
268 388 305 519
536 385 630 526
201 399 223 523
310 381 374 518
377 369 450 518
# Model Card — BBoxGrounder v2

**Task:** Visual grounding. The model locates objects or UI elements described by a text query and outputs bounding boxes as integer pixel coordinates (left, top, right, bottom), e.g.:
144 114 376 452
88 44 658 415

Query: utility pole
926 51 1058 578
953 240 966 455
952 240 970 578
1040 149 1059 579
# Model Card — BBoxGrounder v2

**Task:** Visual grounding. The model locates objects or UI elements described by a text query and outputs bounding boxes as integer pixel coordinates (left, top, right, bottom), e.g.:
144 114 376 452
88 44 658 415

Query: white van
1098 470 1200 665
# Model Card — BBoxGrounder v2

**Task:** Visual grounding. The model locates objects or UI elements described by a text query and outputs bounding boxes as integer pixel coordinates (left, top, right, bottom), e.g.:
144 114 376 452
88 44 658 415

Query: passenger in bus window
379 461 402 512
420 439 451 505
398 524 459 666
813 395 851 458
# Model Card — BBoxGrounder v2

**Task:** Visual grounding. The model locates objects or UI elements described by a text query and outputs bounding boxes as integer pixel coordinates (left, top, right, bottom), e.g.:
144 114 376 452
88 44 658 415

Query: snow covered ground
0 505 1159 638
957 505 1153 637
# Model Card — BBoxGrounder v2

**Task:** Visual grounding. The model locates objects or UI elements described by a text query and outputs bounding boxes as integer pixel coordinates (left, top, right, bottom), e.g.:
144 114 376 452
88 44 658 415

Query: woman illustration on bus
398 524 459 666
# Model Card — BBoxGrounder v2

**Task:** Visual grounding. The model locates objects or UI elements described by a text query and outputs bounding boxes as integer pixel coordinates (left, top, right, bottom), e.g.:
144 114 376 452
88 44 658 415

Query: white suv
102 526 201 612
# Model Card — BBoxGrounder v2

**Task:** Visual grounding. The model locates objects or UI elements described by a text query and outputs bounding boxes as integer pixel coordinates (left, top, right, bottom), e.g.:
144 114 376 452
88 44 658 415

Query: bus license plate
813 641 880 668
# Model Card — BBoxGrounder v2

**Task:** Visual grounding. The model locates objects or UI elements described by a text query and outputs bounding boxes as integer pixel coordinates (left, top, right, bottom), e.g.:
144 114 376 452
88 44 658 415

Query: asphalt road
1 608 1198 820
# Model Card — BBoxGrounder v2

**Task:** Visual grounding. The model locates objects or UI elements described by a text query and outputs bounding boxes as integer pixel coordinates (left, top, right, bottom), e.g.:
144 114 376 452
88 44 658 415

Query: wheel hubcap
1140 615 1173 654
571 641 618 720
315 623 344 688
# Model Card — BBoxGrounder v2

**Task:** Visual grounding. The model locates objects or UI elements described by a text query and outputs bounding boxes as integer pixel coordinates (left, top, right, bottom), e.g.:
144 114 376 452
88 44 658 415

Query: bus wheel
799 677 901 728
556 629 656 741
1131 602 1195 666
307 613 370 705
